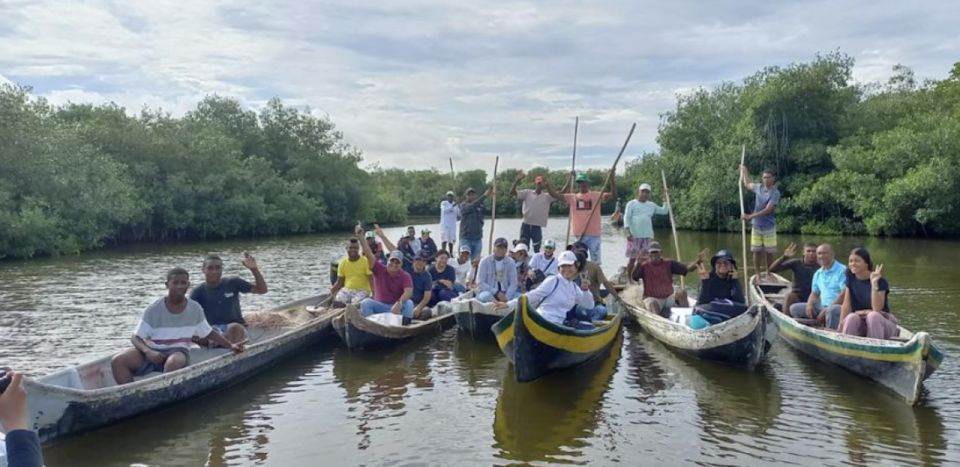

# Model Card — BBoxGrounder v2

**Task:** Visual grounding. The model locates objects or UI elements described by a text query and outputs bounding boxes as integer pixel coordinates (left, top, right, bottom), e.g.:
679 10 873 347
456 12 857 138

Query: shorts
135 347 190 376
335 287 371 305
750 228 778 254
643 295 678 317
626 237 653 259
440 224 457 243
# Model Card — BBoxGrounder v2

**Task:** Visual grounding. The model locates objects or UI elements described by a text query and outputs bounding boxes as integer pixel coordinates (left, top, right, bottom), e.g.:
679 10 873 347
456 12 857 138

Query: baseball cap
446 190 455 196
415 250 431 261
421 228 431 234
534 175 544 184
648 241 663 252
543 239 556 249
639 183 652 192
558 250 578 266
388 250 404 261
465 187 476 194
575 173 590 183
512 243 528 253
364 231 375 239
459 245 471 253
494 237 509 248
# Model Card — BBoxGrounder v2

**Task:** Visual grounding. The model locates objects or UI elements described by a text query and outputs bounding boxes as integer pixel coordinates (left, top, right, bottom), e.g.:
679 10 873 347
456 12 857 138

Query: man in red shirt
630 241 701 317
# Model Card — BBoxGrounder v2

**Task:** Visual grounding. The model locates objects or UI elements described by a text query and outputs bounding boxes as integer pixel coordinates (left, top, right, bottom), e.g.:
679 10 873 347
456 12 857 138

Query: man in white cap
510 242 531 293
527 238 559 290
439 191 460 254
451 245 474 293
623 182 669 277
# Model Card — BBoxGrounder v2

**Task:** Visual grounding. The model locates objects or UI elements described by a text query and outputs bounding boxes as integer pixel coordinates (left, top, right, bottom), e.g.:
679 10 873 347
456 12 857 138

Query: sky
1 0 958 173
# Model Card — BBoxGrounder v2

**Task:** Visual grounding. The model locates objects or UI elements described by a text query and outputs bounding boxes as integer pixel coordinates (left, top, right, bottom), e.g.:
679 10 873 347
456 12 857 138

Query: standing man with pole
439 191 459 255
565 171 616 264
623 181 669 277
510 171 565 253
740 160 781 283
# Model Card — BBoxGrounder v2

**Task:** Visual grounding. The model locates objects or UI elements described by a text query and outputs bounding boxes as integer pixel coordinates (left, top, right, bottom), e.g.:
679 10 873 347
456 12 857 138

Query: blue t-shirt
189 277 253 325
410 270 434 303
751 183 781 231
428 264 456 289
846 275 890 312
811 260 846 306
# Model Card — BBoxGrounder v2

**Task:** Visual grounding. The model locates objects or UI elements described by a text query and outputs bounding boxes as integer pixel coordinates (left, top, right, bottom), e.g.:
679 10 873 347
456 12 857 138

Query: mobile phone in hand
0 369 10 394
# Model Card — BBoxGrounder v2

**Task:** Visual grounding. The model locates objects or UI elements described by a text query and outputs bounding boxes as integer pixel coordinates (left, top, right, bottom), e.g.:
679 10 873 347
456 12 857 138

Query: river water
1 218 957 466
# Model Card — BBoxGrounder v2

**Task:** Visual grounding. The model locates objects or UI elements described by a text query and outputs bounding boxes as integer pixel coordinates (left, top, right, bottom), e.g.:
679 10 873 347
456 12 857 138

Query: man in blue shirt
190 252 268 346
802 244 847 329
740 166 781 280
410 250 435 320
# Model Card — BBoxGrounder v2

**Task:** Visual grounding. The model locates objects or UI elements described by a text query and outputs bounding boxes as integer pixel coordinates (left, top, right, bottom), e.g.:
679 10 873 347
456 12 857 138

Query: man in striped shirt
111 267 244 385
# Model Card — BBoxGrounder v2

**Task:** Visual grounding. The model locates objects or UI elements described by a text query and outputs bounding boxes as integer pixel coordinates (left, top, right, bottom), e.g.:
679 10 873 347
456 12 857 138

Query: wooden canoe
451 291 510 340
25 295 340 444
750 273 945 405
492 294 623 383
619 285 769 369
332 302 456 350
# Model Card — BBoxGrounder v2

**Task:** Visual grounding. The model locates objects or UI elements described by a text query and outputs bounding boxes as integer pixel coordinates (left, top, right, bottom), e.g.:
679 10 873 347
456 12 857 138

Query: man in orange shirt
563 171 615 264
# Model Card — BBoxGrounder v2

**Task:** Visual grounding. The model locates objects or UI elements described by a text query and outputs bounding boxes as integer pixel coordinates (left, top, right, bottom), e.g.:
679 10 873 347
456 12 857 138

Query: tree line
2 53 959 259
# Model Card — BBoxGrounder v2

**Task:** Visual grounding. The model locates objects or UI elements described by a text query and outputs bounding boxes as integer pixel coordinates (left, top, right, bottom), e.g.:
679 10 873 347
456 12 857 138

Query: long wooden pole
661 169 684 288
487 156 500 253
565 116 579 246
738 145 750 304
577 123 636 241
449 157 456 190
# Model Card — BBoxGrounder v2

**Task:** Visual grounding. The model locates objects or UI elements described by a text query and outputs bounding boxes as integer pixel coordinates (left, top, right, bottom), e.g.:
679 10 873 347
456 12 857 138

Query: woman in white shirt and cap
496 250 599 329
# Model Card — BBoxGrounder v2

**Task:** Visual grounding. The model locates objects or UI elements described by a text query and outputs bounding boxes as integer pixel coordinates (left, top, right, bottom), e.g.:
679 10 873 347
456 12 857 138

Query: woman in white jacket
497 250 600 329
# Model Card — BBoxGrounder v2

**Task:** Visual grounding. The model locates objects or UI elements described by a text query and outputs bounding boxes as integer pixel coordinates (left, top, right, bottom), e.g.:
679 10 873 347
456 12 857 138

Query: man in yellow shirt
327 238 374 306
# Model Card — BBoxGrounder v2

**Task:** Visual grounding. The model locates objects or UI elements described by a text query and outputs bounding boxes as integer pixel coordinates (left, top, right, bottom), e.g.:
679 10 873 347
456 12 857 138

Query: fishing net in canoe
245 305 332 328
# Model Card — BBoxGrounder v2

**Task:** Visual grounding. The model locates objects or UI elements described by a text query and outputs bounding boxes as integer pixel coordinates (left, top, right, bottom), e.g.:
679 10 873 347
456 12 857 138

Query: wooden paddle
565 116 579 247
738 145 750 305
661 169 684 288
449 157 456 191
487 155 500 253
576 123 637 241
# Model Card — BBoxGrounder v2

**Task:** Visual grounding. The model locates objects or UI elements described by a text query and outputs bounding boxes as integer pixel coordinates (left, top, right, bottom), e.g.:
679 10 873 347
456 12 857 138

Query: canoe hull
752 274 945 405
493 295 623 383
452 294 508 340
26 295 337 444
620 286 768 369
333 303 456 350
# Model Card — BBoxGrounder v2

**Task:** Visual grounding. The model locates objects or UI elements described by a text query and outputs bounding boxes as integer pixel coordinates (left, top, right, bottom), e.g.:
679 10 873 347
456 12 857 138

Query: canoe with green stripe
751 273 945 405
492 294 623 383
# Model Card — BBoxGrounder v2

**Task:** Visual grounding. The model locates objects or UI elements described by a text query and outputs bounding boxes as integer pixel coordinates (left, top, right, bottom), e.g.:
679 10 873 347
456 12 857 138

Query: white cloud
1 0 959 175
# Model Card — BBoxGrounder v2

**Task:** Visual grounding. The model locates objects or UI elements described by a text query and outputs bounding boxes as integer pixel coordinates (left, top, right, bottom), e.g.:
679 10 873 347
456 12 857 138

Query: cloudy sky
1 1 958 173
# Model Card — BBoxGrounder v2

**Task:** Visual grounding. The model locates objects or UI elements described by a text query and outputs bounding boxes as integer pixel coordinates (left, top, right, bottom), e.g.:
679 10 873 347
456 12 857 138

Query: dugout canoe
25 295 340 444
452 291 510 340
332 302 456 350
750 273 945 405
619 285 768 369
492 294 623 383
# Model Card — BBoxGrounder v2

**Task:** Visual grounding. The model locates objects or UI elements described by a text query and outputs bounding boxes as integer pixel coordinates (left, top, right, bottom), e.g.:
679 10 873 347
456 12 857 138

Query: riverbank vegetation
2 53 958 259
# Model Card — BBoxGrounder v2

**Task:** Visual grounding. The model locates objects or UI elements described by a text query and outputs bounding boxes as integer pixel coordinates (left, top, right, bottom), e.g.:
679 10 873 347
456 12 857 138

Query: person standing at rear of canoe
740 165 781 280
439 191 460 254
769 242 819 315
564 170 616 264
358 225 416 324
459 187 491 261
112 268 243 385
510 172 564 253
840 248 898 339
190 253 268 346
623 182 669 276
805 244 846 330
327 238 374 307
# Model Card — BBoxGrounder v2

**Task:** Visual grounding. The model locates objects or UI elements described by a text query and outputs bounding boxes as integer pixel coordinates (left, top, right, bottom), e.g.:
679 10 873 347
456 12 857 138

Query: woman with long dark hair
839 247 898 339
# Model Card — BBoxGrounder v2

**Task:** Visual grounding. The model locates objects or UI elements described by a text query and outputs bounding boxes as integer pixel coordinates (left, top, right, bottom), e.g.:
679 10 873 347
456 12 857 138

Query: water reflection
493 333 623 465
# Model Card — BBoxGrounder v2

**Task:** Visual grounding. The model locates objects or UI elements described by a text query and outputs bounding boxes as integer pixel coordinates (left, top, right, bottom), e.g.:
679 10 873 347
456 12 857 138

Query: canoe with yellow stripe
751 273 945 405
492 294 623 383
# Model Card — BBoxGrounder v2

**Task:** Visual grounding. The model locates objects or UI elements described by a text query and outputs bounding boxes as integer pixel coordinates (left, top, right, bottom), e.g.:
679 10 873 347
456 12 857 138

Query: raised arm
870 265 886 313
601 168 616 202
543 178 565 201
241 252 267 294
768 242 797 273
374 224 397 252
510 171 524 198
740 164 753 189
357 226 376 269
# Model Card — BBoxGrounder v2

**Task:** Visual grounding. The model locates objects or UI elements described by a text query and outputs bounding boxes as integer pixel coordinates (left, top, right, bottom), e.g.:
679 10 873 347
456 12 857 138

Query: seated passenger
629 241 701 317
409 251 434 320
428 250 459 306
190 253 267 346
327 238 374 307
696 250 746 305
357 226 416 324
570 242 620 319
840 248 898 339
511 242 531 293
803 243 846 329
476 238 519 303
528 238 560 281
111 268 243 385
768 241 819 315
451 245 473 293
496 250 598 329
416 228 439 263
